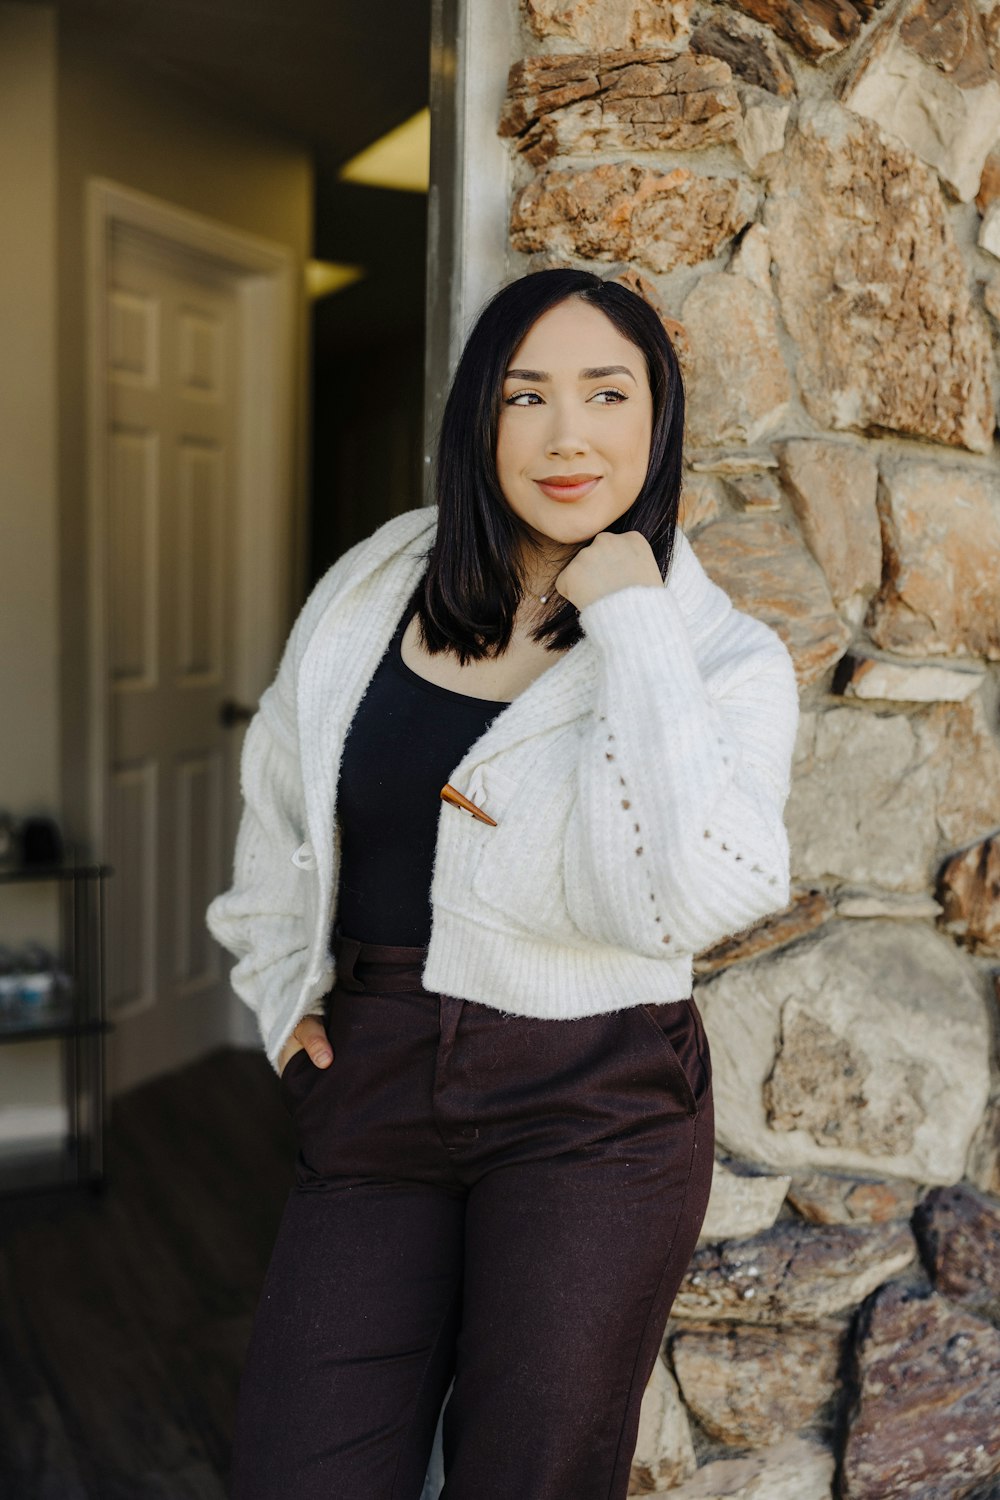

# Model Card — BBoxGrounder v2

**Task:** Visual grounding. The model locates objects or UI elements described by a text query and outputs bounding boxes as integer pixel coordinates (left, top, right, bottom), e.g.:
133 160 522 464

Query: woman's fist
279 1014 334 1077
554 530 662 612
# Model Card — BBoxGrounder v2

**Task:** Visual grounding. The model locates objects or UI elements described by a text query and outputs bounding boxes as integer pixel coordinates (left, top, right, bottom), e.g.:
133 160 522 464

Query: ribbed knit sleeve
564 580 799 959
205 572 339 1050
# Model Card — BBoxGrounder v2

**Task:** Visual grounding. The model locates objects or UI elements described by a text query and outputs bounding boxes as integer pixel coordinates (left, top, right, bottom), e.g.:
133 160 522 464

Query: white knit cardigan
206 503 799 1074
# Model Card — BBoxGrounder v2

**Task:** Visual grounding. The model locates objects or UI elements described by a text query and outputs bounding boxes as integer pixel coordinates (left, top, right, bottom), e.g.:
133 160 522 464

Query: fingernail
316 1050 333 1066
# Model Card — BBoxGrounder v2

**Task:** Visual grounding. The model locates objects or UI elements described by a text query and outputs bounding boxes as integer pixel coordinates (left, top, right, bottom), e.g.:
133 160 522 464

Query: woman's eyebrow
504 365 637 383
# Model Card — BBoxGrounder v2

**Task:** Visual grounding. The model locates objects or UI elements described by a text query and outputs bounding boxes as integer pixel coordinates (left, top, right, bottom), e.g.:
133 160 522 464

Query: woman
206 268 799 1500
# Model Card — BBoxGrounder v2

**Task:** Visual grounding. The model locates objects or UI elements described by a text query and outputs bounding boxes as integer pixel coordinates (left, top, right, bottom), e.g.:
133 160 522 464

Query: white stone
697 1159 792 1245
696 919 991 1184
838 655 985 702
646 1434 835 1499
630 1354 697 1492
736 87 791 174
843 33 1000 203
979 198 1000 259
727 223 772 291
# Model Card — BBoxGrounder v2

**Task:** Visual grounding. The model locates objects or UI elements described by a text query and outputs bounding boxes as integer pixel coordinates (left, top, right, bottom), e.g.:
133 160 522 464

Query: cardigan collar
295 505 604 883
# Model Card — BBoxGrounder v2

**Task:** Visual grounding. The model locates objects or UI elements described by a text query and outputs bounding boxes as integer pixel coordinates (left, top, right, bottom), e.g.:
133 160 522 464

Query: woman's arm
563 581 799 959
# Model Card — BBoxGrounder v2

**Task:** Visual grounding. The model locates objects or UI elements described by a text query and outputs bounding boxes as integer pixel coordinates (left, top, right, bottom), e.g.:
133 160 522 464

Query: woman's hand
554 530 663 612
278 1015 334 1077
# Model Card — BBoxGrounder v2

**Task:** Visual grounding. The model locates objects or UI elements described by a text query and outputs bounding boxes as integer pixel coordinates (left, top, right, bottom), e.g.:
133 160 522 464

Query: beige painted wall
55 15 314 854
0 0 314 1147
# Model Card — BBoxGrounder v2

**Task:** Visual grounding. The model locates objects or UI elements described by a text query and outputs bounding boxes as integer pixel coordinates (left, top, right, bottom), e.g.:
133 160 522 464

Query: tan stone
675 1218 915 1322
736 87 791 173
937 834 1000 956
787 698 1000 891
695 891 836 977
832 889 943 919
687 449 778 476
630 1354 697 1493
786 1171 922 1224
678 474 723 531
866 459 1000 659
765 99 995 454
840 1283 1000 1499
510 162 757 275
521 0 696 51
985 268 1000 322
689 516 850 687
646 1435 836 1499
834 651 985 702
670 1322 842 1446
499 49 741 166
698 1159 792 1245
697 918 991 1183
980 197 1000 258
679 275 791 450
722 473 782 513
840 0 1000 202
690 11 797 97
773 440 881 608
966 1085 1000 1196
727 222 772 290
730 0 864 58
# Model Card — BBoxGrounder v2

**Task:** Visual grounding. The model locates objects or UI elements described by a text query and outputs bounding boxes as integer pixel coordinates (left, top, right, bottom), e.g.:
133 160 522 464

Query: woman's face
496 296 654 553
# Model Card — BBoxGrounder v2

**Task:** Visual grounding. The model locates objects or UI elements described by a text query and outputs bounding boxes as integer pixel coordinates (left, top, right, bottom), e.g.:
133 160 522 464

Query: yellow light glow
337 107 430 193
305 260 366 299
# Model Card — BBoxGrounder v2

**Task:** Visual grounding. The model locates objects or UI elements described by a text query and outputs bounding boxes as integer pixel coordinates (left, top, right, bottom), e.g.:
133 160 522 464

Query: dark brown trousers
229 930 715 1500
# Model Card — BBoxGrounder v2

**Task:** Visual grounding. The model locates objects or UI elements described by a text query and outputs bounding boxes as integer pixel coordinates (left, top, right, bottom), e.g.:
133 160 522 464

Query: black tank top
334 589 509 945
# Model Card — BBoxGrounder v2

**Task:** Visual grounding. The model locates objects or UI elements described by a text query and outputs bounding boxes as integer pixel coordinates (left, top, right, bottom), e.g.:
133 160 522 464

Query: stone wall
498 2 1000 1495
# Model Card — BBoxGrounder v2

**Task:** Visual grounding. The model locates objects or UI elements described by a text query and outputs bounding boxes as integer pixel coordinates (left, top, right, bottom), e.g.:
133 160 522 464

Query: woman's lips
534 476 601 501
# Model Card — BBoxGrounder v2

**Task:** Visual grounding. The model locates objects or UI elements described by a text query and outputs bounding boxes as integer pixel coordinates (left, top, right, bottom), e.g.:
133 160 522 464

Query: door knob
219 698 256 728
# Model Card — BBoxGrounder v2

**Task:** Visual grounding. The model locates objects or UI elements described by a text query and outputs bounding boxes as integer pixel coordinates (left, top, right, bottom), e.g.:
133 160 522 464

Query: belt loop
333 930 365 991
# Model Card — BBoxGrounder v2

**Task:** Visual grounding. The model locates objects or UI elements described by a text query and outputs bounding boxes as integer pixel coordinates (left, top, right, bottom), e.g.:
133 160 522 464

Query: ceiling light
305 260 366 299
337 107 430 193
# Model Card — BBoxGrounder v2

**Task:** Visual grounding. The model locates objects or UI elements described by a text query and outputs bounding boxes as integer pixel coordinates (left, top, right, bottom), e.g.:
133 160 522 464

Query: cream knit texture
206 504 799 1074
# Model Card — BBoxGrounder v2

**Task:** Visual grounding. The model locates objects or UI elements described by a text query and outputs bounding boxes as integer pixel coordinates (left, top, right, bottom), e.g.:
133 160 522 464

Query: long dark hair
413 267 685 662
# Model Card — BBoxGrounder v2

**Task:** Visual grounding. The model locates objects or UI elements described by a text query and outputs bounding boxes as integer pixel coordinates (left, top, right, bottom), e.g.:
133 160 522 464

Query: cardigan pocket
470 733 591 946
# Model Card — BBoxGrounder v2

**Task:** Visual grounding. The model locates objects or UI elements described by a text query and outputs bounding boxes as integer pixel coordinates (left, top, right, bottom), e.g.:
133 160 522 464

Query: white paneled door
103 226 241 1057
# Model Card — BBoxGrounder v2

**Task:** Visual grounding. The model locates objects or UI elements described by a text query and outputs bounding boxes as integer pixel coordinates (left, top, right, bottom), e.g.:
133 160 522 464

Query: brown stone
765 99 995 453
521 0 696 51
674 1219 916 1323
689 516 850 688
499 48 741 166
510 162 757 275
977 147 1000 214
773 440 881 608
729 0 864 59
912 1182 1000 1319
786 1172 922 1225
866 459 1000 660
898 0 994 87
690 11 796 97
937 835 1000 956
694 891 835 978
670 1322 843 1446
841 1282 1000 1499
967 1089 1000 1198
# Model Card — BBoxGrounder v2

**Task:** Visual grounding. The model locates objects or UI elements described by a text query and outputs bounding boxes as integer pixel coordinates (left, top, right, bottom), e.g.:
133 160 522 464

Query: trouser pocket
636 998 712 1116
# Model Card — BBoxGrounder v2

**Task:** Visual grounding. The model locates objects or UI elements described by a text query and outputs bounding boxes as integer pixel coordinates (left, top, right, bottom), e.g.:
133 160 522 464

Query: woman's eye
503 387 628 406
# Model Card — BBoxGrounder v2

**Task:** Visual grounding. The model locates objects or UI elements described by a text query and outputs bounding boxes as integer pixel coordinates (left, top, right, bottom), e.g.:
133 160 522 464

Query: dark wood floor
0 1047 296 1500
